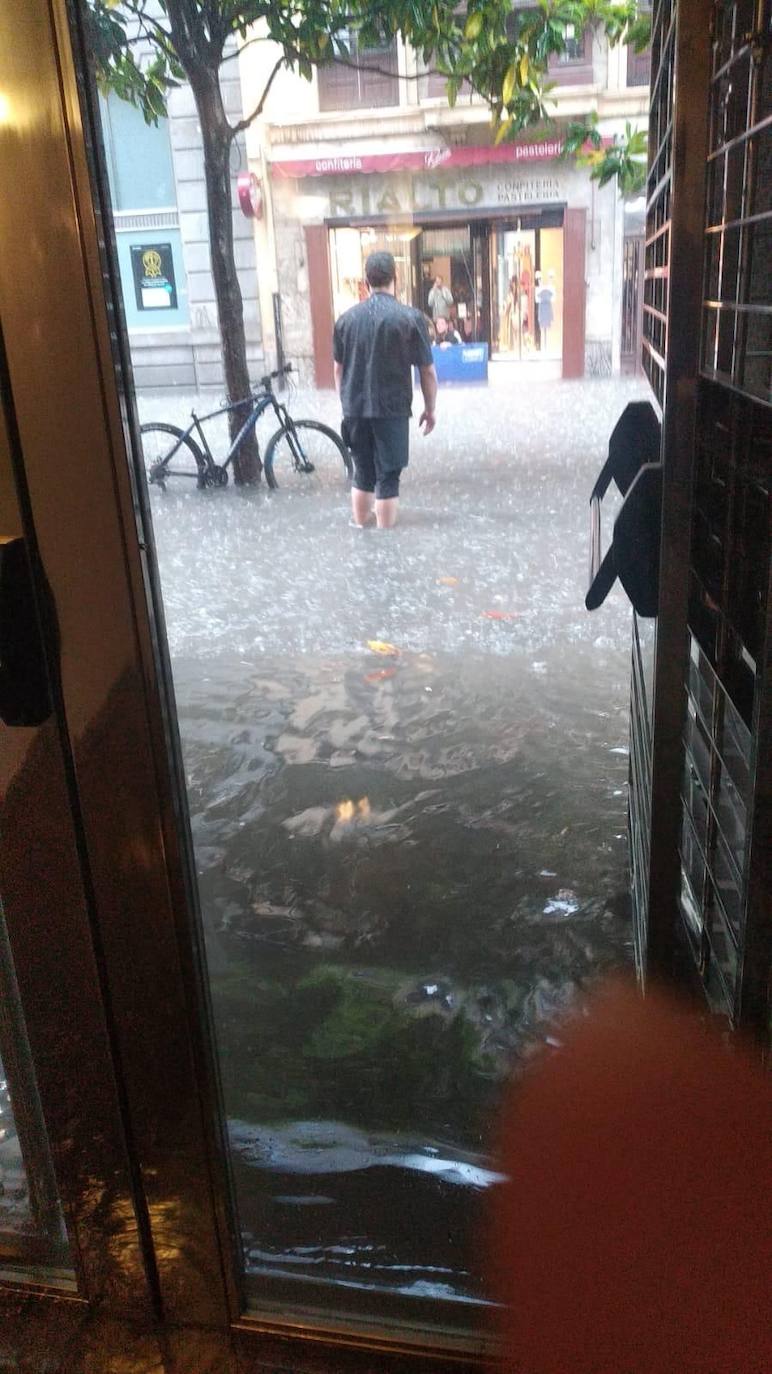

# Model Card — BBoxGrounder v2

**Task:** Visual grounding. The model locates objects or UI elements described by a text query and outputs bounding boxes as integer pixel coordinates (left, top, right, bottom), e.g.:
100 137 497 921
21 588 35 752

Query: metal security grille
629 616 654 969
641 0 677 404
679 0 771 1026
629 0 684 967
703 0 771 400
621 235 644 371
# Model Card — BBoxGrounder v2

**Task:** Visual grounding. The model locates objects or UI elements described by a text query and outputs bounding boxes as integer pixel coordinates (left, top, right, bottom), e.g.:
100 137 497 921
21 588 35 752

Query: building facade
239 21 650 385
103 46 263 391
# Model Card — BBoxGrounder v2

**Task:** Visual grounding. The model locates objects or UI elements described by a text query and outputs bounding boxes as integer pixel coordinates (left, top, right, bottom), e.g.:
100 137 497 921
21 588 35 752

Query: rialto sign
324 172 563 217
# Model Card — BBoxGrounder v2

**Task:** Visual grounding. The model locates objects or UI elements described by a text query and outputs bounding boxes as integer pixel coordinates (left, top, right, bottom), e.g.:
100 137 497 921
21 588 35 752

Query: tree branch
219 33 271 64
228 55 284 134
116 1 175 54
132 10 178 63
329 53 445 81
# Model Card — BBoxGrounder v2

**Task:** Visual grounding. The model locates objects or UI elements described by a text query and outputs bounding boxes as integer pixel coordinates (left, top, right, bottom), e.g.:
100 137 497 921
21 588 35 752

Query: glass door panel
492 227 536 358
0 7 170 1317
329 226 418 312
490 223 563 361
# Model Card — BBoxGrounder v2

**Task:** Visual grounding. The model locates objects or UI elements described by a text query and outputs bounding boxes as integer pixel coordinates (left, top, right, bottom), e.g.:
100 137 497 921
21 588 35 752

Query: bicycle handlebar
257 363 293 389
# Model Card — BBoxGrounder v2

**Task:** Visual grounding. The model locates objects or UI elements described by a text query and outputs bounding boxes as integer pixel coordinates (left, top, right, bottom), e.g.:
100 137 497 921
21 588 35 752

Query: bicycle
139 364 351 492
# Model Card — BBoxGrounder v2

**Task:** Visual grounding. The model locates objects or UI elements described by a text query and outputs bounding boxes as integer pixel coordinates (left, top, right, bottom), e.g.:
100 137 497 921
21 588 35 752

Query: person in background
427 273 454 324
436 315 462 346
447 306 464 343
333 251 438 530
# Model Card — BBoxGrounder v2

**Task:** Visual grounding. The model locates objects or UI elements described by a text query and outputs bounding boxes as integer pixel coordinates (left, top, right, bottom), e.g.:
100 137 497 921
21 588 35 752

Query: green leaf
494 114 514 145
502 62 516 105
464 11 482 40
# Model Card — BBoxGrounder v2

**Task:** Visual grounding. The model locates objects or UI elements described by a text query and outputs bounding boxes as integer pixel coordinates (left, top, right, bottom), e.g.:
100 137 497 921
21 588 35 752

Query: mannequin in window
536 270 556 353
501 275 520 352
519 246 534 348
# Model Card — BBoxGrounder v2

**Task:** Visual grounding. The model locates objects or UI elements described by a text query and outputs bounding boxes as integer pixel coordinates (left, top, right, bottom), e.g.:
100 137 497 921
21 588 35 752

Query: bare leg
375 497 399 529
351 487 375 526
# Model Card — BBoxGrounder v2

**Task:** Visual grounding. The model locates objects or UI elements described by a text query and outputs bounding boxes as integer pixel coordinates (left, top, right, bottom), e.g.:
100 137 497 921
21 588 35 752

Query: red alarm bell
237 172 263 219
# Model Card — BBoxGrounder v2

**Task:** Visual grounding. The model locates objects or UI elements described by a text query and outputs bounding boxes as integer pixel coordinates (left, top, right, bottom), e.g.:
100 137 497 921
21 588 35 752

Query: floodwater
139 370 648 1309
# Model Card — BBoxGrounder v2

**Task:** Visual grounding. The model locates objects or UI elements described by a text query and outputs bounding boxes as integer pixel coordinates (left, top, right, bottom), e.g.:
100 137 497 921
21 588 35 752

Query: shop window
490 222 564 361
329 224 417 318
99 91 176 211
318 32 400 111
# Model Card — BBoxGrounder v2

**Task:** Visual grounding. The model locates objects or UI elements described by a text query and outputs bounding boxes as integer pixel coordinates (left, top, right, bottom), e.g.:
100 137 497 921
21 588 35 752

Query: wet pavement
138 369 648 1308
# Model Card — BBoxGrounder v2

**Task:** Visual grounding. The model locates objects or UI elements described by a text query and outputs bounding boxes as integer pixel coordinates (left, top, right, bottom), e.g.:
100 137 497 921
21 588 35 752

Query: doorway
0 0 633 1356
0 24 635 1344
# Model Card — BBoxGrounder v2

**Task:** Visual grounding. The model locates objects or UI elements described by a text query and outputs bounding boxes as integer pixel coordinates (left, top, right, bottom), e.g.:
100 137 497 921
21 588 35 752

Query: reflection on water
0 1058 33 1239
143 376 645 1303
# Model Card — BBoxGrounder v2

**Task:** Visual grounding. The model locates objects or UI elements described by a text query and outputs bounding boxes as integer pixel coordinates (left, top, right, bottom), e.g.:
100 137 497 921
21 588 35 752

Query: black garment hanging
586 401 662 618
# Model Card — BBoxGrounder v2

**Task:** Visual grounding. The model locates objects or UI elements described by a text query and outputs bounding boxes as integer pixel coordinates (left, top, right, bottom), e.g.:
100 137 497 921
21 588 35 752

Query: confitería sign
271 139 565 179
326 170 564 218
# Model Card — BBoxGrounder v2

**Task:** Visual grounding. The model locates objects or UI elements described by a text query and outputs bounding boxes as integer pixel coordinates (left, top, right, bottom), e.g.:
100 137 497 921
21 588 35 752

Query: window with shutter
318 33 399 111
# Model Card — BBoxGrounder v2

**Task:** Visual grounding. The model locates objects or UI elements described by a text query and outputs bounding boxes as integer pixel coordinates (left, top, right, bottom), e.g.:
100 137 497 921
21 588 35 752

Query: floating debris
335 797 371 824
366 639 400 657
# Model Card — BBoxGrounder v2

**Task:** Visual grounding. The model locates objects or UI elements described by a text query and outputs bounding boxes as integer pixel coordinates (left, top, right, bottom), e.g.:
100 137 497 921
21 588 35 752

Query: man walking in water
333 251 437 529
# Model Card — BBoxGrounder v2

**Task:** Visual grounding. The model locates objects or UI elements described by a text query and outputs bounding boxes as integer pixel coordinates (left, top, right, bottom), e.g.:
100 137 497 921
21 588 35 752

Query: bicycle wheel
139 423 207 489
263 420 352 491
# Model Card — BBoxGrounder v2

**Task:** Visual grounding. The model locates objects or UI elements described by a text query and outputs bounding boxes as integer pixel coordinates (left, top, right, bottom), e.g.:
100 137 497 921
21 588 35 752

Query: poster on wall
130 243 178 311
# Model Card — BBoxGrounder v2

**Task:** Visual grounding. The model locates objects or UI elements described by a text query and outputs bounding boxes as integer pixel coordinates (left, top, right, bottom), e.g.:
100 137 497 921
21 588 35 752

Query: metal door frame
635 0 713 979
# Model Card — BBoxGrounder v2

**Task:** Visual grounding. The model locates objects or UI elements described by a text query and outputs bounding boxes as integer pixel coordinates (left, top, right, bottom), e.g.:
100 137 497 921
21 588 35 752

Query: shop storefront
328 214 564 361
267 139 623 386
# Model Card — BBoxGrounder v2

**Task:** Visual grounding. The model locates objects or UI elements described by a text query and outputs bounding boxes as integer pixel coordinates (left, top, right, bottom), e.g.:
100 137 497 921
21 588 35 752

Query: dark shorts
343 417 410 500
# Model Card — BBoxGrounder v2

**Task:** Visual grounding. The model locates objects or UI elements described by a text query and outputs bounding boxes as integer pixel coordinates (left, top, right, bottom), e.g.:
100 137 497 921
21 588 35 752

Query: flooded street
140 370 647 1306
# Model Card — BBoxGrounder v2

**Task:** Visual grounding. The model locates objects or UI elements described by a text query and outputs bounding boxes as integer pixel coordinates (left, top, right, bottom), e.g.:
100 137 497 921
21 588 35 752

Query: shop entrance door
3 4 485 1366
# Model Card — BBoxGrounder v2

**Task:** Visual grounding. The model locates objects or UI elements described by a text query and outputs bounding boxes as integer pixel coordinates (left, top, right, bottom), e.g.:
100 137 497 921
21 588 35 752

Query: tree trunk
188 67 260 483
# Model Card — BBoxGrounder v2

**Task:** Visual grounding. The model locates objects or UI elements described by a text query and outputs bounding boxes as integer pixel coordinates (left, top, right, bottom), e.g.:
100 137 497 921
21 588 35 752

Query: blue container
426 342 489 384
